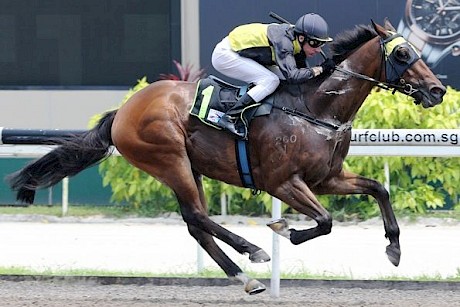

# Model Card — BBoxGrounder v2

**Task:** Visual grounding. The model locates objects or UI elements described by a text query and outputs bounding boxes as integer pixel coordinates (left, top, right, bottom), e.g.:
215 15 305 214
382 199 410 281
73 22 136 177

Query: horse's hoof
245 279 266 295
267 218 291 239
249 248 271 263
267 218 290 239
386 244 401 266
267 218 288 231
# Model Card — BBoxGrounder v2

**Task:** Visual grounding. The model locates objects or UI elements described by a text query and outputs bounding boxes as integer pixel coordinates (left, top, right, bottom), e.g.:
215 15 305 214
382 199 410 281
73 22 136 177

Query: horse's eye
394 47 411 63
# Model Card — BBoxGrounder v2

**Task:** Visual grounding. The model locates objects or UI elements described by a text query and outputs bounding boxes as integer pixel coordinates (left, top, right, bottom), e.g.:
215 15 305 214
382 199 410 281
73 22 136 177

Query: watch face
409 0 460 42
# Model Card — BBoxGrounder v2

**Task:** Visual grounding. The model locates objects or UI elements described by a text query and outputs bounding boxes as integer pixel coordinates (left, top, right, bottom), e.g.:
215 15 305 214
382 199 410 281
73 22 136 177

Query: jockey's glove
320 58 336 74
311 66 323 77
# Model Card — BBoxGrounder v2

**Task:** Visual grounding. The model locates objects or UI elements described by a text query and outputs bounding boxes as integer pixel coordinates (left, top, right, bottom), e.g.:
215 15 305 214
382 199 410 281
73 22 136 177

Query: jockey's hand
320 58 335 74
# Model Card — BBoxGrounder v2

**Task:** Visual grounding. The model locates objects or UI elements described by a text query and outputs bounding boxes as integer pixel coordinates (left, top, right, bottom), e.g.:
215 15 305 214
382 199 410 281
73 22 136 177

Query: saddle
190 76 273 138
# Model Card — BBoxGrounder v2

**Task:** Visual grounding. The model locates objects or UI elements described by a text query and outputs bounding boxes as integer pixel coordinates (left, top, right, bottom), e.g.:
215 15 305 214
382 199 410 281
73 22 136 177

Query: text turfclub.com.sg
351 131 458 145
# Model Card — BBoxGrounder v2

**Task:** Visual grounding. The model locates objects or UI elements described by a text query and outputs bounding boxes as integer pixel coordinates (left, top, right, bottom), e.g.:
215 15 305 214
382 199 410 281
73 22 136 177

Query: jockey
212 13 335 138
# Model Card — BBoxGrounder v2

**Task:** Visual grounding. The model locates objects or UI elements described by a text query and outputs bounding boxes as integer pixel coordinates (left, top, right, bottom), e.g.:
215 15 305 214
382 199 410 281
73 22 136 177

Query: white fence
1 128 459 297
2 128 458 210
1 128 458 157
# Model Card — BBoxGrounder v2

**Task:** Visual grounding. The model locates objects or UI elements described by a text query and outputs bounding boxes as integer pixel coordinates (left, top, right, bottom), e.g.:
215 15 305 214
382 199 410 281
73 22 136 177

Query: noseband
334 32 421 98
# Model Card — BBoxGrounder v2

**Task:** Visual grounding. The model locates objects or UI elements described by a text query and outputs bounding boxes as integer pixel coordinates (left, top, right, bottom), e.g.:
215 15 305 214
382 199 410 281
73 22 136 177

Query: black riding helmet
294 13 333 43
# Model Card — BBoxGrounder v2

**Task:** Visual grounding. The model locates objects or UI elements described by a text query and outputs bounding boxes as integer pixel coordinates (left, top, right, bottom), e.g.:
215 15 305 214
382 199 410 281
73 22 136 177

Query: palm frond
159 60 206 81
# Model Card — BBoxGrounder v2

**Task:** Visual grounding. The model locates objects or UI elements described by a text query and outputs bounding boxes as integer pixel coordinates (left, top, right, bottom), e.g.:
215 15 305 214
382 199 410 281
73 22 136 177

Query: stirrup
218 115 245 138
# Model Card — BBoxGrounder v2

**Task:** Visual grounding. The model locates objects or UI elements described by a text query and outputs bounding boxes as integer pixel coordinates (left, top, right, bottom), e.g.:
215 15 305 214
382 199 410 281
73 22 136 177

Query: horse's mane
329 24 377 63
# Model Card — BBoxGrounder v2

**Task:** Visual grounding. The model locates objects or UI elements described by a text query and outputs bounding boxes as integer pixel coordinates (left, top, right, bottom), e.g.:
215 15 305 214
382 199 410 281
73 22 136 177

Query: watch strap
397 20 459 68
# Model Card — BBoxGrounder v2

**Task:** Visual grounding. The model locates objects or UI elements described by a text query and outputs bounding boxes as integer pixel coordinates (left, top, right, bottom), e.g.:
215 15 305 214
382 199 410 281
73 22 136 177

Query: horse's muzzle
431 84 446 100
419 84 446 108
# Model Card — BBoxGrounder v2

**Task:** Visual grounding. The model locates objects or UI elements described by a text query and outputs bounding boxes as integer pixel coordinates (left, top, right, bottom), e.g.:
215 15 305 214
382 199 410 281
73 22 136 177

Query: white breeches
211 37 280 102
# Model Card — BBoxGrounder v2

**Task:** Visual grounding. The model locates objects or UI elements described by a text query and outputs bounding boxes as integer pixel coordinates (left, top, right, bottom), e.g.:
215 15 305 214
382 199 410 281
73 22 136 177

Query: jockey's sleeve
268 24 317 83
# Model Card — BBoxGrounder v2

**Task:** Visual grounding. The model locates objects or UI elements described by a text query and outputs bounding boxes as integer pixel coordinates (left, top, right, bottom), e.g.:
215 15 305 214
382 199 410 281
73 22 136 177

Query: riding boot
217 94 254 138
226 93 254 115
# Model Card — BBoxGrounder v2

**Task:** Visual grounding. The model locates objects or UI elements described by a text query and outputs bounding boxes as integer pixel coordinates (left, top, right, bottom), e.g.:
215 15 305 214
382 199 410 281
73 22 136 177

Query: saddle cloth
190 76 273 133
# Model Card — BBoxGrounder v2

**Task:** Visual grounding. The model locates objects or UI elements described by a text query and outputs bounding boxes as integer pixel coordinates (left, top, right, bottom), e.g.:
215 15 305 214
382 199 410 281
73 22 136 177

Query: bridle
273 32 425 131
333 32 421 99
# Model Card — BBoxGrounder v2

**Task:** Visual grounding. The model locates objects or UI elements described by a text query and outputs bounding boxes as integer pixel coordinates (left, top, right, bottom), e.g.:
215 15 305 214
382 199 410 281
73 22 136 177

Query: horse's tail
7 110 117 204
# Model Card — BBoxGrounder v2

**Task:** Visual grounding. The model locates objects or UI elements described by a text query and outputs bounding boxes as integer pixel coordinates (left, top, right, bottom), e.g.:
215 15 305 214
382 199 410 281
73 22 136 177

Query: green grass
0 204 131 218
1 204 460 221
0 266 161 278
0 266 459 282
396 209 460 222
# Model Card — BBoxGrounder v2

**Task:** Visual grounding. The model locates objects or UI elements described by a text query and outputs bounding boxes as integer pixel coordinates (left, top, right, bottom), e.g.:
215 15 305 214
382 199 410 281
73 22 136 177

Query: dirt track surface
1 278 460 307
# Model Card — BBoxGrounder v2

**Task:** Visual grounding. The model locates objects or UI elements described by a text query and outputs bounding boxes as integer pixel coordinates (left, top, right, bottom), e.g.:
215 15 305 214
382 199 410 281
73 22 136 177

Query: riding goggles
307 38 325 48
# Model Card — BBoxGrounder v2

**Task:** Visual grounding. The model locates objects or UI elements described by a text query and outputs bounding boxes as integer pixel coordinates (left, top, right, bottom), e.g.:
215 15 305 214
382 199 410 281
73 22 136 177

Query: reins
270 33 422 132
332 35 420 97
333 66 395 91
272 104 343 131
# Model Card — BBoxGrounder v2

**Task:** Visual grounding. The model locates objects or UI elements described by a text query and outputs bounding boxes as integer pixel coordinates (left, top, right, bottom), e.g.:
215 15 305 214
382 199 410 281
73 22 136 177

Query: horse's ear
370 19 388 38
383 18 396 32
370 19 378 31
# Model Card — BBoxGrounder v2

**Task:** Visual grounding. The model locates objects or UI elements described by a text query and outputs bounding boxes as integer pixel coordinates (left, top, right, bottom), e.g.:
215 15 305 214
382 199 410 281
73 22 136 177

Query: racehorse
7 20 445 294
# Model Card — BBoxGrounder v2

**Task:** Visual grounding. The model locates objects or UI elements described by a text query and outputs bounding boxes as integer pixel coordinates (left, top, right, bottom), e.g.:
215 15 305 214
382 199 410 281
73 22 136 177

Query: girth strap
235 139 256 189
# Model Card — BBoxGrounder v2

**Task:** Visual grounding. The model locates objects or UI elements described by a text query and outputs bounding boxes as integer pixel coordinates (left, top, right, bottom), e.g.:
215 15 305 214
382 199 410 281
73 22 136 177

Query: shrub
326 87 459 217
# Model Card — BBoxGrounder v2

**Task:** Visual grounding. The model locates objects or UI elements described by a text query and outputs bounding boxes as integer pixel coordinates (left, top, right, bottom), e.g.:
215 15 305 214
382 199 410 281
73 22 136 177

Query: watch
397 0 460 68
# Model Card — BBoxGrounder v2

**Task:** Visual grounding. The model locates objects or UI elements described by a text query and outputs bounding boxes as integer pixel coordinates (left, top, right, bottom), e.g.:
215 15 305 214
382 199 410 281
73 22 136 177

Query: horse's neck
303 38 383 124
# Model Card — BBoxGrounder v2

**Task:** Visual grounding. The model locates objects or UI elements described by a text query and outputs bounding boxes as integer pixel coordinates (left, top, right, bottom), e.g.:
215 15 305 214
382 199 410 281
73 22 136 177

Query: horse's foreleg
315 170 401 266
269 174 333 245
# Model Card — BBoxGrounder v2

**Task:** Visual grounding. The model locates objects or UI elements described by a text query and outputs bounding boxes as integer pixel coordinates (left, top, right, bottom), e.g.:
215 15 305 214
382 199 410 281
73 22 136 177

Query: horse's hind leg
121 142 269 264
180 172 270 264
130 150 269 293
315 170 401 266
268 174 333 245
182 172 266 294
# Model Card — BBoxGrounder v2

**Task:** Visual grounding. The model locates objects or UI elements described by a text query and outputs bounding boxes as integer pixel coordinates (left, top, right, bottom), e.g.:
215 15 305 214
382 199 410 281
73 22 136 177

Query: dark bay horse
7 20 445 294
